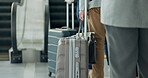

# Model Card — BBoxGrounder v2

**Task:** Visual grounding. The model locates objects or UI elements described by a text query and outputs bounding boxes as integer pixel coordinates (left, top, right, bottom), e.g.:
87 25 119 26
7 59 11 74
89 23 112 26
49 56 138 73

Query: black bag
88 33 96 64
79 21 96 64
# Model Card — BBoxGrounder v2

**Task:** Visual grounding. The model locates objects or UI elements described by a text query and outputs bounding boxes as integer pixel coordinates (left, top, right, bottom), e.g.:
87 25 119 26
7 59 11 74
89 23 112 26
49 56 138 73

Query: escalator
0 0 18 61
10 0 78 63
10 0 49 63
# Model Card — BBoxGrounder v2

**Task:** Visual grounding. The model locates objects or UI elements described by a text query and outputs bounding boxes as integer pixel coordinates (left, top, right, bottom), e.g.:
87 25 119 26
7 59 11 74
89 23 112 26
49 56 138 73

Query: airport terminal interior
0 0 110 78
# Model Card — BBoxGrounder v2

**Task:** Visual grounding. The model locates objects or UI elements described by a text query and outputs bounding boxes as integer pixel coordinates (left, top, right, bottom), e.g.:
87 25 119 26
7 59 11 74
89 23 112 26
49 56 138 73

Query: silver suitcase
56 36 88 78
56 1 89 78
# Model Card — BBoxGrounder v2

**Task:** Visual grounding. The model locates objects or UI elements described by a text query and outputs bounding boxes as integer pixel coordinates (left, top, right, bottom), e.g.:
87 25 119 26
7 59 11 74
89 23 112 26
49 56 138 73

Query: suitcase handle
84 0 88 39
77 0 87 39
77 20 84 38
66 3 74 30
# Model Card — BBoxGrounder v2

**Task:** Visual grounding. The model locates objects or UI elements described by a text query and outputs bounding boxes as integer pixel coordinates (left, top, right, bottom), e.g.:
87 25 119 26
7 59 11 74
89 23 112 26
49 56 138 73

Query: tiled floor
0 60 110 78
0 62 49 78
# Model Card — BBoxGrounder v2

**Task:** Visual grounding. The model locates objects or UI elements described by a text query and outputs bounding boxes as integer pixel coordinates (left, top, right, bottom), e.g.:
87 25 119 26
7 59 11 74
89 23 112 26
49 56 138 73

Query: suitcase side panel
48 45 57 52
80 39 88 78
48 52 56 61
56 38 66 78
48 61 56 69
48 37 59 45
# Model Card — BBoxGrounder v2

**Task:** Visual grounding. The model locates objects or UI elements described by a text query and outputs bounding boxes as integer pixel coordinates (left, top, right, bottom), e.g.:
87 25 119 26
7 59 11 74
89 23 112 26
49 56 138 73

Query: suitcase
56 35 88 78
56 1 89 78
48 3 77 75
48 29 77 74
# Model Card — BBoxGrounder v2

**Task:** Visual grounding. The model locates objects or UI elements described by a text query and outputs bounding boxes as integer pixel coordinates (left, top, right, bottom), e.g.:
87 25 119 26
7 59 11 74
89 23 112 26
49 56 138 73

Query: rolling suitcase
56 1 89 77
48 3 77 75
56 35 88 78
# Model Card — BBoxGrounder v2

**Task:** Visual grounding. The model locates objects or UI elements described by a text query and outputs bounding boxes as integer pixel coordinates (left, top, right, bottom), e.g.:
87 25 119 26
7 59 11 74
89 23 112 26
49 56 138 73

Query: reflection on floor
104 60 110 78
0 62 49 78
0 60 110 78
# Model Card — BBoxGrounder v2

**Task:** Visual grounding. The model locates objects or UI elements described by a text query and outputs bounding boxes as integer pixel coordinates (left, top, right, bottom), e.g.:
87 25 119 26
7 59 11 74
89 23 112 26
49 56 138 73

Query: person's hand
65 1 72 4
79 10 84 21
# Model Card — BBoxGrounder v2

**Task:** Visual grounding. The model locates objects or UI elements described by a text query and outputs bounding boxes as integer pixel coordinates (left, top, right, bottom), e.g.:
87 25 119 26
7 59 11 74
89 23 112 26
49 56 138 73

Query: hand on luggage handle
77 20 84 38
79 10 84 21
65 1 73 4
65 0 74 4
78 0 88 40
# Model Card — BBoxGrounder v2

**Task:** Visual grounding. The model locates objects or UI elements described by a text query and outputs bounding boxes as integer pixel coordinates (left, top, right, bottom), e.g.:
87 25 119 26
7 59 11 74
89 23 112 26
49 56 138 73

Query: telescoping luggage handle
77 0 88 40
66 3 74 30
84 0 88 39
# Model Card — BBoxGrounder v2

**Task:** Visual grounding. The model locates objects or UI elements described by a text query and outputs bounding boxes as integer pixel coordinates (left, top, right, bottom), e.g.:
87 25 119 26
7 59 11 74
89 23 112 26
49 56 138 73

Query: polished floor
0 60 110 78
0 62 49 78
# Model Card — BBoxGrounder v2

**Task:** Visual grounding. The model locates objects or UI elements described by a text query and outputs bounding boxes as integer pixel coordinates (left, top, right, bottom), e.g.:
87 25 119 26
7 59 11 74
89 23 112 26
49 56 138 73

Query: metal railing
44 0 49 55
11 0 25 53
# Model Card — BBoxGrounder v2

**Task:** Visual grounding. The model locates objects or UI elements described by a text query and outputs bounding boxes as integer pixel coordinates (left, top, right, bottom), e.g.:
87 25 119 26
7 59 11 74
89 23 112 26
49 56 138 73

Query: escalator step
50 12 78 20
50 6 66 13
0 48 10 61
0 28 11 37
0 2 11 6
50 20 78 28
0 46 10 52
0 13 11 20
0 58 9 61
50 5 77 13
0 25 10 28
0 20 11 27
0 37 11 46
0 0 18 3
49 0 66 5
0 6 11 13
0 52 9 61
50 13 66 20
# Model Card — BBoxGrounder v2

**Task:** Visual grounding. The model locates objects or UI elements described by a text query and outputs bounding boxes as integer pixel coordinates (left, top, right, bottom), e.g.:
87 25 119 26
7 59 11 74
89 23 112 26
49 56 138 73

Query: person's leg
87 7 105 78
105 26 138 78
138 28 148 78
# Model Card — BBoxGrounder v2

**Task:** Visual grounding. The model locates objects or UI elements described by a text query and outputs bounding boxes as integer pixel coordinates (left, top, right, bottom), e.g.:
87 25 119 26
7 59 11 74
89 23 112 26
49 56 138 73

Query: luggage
56 1 90 78
48 2 77 75
48 29 76 74
88 32 96 64
56 35 88 78
55 22 96 78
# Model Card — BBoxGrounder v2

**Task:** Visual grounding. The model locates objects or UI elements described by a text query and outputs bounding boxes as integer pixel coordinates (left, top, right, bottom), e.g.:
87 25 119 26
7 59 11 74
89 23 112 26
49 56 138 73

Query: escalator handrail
11 0 24 53
44 1 49 54
11 2 17 52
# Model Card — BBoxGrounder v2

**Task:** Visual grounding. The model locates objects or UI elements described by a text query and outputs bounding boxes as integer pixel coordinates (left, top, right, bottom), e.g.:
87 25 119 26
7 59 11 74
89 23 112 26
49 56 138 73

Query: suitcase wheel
48 72 52 77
